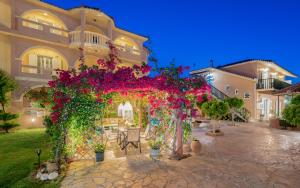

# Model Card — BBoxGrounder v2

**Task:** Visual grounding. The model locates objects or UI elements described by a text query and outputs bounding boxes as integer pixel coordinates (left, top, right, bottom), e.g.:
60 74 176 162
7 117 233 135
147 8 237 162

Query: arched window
21 47 68 75
114 36 140 55
117 102 133 122
21 10 67 36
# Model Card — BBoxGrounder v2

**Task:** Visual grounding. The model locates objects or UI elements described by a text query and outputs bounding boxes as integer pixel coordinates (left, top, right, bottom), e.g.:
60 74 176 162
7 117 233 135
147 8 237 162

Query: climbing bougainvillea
48 41 211 161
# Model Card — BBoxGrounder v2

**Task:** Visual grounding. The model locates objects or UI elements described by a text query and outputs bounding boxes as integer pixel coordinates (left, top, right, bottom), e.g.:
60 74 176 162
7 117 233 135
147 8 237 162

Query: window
244 92 251 99
37 55 53 74
235 89 239 95
225 85 230 92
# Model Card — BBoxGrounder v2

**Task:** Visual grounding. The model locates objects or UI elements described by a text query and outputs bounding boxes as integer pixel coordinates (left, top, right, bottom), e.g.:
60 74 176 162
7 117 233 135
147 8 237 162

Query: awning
273 82 300 96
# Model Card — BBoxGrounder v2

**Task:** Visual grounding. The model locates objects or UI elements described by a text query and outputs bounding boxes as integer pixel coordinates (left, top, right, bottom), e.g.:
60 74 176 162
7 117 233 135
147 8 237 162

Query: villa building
190 59 297 121
0 0 148 127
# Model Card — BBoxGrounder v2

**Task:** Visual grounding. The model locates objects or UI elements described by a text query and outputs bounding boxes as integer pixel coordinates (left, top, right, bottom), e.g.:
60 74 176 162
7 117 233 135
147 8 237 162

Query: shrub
149 140 162 150
0 70 17 112
201 99 229 120
0 112 19 133
224 97 244 109
283 95 300 127
93 143 106 153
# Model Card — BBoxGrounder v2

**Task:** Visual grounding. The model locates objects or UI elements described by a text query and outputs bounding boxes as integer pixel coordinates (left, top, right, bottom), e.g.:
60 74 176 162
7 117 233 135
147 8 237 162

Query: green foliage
290 94 300 105
196 93 209 109
25 87 50 109
44 116 61 159
0 112 19 133
148 140 162 150
224 97 244 109
0 69 17 111
283 95 300 127
201 99 230 120
63 93 107 129
182 121 192 144
93 143 106 153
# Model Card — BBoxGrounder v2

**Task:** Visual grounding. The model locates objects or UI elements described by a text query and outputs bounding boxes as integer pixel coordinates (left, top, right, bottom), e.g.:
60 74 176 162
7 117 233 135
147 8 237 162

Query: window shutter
52 57 59 69
28 54 37 66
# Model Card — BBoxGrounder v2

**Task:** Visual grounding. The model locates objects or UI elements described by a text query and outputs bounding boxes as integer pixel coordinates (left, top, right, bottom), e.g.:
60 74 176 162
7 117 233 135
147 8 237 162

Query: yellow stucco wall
210 69 257 119
0 34 11 74
0 0 11 28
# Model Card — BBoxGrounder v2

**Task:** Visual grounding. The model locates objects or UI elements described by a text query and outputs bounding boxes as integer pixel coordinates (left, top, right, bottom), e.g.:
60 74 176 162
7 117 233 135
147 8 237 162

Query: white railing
69 31 109 49
21 65 54 75
114 44 141 55
16 16 69 37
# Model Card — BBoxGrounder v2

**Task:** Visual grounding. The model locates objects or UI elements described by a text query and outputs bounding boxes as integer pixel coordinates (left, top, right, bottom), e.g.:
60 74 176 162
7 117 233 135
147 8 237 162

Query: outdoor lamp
35 149 42 168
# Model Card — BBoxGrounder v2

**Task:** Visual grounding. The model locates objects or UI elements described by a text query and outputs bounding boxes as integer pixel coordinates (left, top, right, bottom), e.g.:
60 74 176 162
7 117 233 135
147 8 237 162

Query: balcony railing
69 31 109 49
21 65 57 76
257 78 291 90
15 16 69 44
114 44 141 55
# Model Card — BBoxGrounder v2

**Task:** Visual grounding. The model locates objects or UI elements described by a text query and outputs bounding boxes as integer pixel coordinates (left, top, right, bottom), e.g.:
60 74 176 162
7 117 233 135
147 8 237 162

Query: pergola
273 82 300 117
273 82 300 97
47 43 211 165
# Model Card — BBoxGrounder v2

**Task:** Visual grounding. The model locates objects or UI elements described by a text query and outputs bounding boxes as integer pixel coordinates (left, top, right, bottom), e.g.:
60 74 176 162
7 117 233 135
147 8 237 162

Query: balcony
257 78 291 90
115 44 148 63
69 31 109 50
15 16 69 44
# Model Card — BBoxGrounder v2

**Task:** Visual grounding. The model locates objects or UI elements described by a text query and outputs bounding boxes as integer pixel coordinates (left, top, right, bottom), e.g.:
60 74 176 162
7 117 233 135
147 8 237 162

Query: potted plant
149 140 162 159
201 99 229 136
191 137 201 155
94 143 106 162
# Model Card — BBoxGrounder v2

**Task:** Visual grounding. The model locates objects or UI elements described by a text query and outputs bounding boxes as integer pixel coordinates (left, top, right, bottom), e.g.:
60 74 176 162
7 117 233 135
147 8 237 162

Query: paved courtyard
61 123 300 188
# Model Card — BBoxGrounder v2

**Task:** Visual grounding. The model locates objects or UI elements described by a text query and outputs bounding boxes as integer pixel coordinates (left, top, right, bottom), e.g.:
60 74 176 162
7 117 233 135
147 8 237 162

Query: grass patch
0 129 60 188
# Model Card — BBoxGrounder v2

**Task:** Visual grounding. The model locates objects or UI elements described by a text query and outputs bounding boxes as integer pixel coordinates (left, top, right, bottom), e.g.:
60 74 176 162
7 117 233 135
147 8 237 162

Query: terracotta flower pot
191 140 201 155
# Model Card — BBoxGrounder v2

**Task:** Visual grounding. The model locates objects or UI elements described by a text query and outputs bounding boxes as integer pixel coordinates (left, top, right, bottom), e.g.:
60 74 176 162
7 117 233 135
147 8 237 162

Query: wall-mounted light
31 118 36 122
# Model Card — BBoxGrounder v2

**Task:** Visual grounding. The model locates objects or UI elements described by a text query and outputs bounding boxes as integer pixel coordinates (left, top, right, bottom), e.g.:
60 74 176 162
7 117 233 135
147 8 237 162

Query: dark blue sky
45 0 300 83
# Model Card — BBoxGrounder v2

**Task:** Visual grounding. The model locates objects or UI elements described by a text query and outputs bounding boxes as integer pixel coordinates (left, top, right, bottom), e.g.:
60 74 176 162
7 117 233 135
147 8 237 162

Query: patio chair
122 128 141 154
117 120 126 144
140 123 150 139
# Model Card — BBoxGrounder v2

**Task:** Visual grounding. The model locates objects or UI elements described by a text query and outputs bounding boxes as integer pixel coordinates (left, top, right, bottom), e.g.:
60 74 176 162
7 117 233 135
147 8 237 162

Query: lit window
244 92 251 99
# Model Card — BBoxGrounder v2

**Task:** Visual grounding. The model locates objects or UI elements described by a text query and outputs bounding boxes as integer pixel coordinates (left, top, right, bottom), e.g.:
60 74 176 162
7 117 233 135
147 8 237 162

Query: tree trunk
171 109 183 159
175 115 183 158
1 102 5 113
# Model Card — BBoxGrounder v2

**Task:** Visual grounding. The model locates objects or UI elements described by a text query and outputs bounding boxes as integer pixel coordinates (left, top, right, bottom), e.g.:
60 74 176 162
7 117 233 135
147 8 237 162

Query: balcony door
261 98 272 120
37 55 53 74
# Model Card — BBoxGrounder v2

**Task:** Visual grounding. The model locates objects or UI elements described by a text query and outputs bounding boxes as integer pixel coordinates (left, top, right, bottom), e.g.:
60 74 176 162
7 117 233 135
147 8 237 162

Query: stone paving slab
61 123 300 188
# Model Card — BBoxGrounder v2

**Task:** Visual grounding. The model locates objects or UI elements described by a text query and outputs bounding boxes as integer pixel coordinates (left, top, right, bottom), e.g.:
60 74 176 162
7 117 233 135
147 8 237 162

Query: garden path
61 122 300 188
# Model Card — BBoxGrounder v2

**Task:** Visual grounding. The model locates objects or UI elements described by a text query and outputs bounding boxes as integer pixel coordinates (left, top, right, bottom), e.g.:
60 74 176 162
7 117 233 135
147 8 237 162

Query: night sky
44 0 300 83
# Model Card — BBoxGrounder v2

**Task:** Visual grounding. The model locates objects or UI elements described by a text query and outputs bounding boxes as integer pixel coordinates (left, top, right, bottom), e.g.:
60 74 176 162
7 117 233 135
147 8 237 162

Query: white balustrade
69 31 109 49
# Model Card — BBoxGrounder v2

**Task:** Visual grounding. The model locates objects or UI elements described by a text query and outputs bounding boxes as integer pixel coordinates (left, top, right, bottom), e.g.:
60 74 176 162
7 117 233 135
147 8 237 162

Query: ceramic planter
150 148 160 159
191 140 201 155
95 152 104 162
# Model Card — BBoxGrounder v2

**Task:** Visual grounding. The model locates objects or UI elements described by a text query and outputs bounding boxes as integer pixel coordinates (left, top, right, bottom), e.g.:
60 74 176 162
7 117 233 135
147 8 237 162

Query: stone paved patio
61 123 300 188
